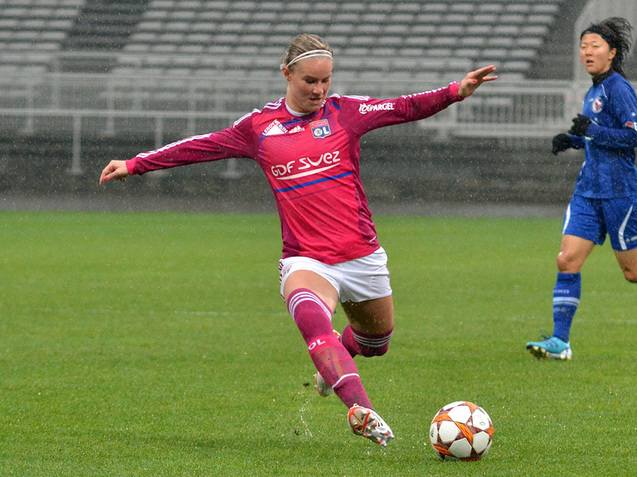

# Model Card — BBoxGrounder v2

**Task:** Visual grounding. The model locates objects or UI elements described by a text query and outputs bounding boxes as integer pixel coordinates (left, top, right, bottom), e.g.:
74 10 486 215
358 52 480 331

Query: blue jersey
570 72 637 198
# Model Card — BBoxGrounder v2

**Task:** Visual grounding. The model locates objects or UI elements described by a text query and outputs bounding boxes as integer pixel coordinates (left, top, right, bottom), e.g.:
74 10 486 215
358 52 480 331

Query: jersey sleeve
126 115 257 175
340 82 465 136
586 81 637 149
570 135 586 149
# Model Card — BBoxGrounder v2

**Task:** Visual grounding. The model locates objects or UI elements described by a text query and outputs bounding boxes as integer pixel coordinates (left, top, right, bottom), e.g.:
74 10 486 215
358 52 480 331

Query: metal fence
0 71 619 174
1 71 591 123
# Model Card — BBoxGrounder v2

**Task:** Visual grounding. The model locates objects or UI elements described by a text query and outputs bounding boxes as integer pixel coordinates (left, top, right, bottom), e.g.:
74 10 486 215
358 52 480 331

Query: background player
527 18 637 360
100 34 497 446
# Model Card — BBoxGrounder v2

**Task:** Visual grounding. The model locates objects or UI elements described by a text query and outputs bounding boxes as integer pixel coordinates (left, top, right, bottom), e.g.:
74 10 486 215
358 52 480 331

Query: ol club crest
311 119 331 138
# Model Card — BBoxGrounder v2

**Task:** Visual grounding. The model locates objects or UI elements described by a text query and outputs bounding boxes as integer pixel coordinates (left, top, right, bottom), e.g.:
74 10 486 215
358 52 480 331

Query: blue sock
552 272 581 342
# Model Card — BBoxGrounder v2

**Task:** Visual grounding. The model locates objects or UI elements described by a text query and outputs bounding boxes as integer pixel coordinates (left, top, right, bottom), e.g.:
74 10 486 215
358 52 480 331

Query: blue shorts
563 195 637 251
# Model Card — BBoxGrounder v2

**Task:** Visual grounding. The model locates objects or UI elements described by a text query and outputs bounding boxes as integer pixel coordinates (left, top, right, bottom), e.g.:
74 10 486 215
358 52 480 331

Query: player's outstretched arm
99 160 129 185
458 65 498 97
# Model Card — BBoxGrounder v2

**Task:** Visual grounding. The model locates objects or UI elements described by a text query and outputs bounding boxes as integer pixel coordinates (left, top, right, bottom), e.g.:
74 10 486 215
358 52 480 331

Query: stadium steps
59 0 150 72
529 0 586 79
111 0 564 81
0 0 83 74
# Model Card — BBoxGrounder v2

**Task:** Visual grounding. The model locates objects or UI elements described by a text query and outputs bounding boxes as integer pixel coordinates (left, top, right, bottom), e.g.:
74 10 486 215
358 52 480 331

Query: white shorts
279 247 393 303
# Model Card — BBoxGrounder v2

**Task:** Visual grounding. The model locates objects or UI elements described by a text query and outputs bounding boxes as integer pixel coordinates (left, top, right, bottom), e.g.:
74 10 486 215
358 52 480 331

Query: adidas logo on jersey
288 125 305 134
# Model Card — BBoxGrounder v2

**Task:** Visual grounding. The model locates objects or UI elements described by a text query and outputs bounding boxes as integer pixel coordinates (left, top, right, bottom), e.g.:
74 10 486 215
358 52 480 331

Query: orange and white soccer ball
429 401 494 461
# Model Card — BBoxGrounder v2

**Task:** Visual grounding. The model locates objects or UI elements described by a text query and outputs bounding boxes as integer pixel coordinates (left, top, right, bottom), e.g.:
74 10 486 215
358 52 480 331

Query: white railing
0 72 624 174
0 71 590 124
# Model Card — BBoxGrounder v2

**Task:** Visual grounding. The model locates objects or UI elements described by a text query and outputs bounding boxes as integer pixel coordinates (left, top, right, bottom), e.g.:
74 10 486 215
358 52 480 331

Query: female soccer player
526 18 637 360
100 34 497 446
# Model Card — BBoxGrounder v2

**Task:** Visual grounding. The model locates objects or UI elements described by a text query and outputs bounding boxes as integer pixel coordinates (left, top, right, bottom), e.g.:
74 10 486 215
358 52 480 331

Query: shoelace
539 330 551 341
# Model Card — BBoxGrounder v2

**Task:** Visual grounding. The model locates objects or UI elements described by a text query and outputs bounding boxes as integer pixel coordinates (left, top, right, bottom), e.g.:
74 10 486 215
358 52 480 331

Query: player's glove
551 133 572 155
568 114 592 137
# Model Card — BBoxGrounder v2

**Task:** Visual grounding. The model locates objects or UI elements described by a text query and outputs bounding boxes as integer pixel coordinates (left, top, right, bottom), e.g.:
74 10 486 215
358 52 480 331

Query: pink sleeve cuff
125 158 136 175
449 82 465 101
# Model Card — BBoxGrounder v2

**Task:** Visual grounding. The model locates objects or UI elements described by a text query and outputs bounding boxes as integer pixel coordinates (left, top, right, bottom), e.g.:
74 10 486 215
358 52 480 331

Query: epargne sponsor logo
358 102 396 114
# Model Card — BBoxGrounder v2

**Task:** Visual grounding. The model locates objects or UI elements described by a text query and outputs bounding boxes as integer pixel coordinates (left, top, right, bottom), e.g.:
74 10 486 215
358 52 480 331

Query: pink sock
287 289 372 409
341 324 394 358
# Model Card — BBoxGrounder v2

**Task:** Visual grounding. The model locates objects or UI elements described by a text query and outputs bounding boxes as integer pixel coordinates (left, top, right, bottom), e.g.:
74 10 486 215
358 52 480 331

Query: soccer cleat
347 405 394 447
526 335 572 360
314 372 333 397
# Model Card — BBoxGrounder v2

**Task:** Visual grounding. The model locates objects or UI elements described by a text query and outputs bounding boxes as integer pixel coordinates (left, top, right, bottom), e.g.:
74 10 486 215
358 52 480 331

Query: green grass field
1 211 635 476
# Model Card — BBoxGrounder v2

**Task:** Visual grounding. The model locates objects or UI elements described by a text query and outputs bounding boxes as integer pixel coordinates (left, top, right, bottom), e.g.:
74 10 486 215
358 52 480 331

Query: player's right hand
551 133 571 155
99 160 129 185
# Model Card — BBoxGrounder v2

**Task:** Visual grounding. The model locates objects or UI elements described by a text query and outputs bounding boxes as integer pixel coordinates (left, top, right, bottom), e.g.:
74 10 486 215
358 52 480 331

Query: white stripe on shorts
618 204 634 251
562 203 571 235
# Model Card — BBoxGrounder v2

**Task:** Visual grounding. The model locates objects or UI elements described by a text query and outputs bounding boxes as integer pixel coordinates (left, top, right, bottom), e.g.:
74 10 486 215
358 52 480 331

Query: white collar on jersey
285 102 312 117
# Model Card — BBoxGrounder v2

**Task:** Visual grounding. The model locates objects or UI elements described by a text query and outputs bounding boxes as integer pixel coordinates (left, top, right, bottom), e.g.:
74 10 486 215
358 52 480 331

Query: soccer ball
429 401 494 461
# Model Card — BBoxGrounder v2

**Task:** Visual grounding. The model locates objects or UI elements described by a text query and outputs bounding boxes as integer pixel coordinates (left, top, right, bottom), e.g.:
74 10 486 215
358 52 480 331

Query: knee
623 269 637 283
556 252 569 271
556 251 581 273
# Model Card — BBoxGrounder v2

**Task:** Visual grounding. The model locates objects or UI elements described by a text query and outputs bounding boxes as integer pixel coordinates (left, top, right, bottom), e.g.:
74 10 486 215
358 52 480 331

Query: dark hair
581 17 633 77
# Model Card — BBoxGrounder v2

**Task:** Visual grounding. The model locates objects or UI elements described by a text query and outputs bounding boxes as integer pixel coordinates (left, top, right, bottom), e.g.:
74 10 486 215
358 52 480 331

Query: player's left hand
99 160 129 185
568 114 592 137
458 65 498 97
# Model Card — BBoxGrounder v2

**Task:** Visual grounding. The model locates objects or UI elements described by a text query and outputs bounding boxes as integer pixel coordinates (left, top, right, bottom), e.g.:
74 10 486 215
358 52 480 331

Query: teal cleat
526 335 572 360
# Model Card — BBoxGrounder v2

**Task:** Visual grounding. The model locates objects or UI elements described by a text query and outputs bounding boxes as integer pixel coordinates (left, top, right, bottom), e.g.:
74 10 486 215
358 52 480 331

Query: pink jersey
126 83 465 264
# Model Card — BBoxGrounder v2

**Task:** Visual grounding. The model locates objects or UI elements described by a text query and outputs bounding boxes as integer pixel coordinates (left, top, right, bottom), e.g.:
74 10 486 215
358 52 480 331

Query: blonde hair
280 34 333 70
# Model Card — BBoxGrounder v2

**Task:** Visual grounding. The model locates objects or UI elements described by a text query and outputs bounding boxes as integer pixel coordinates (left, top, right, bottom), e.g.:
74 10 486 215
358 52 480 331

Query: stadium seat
0 0 83 72
0 0 566 90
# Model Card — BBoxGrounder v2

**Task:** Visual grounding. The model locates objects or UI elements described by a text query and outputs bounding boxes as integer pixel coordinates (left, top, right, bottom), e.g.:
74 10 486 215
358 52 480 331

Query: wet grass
1 211 635 476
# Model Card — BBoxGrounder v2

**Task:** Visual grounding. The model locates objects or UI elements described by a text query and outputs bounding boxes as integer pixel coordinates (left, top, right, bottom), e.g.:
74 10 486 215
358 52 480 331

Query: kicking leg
284 270 395 446
284 271 372 409
340 295 395 446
